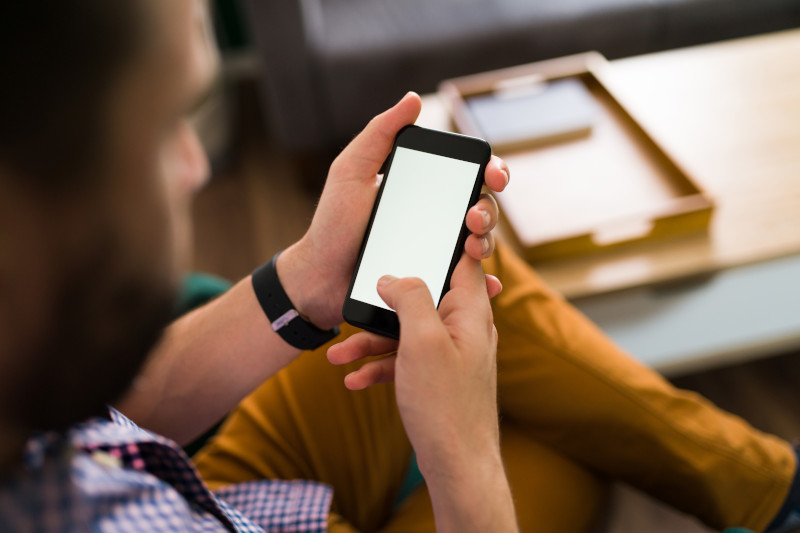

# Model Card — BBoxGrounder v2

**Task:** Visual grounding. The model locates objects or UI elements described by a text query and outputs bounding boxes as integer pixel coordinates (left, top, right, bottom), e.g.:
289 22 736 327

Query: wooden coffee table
417 29 800 374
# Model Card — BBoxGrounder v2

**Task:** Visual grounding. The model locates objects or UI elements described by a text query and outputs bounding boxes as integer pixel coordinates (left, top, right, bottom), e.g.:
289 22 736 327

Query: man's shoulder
1 412 332 533
0 411 206 532
72 407 165 446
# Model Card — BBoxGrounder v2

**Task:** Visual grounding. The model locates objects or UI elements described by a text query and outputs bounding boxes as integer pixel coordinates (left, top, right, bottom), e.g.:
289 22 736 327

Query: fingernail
344 372 360 390
378 275 397 287
481 237 490 255
502 168 510 187
480 209 491 229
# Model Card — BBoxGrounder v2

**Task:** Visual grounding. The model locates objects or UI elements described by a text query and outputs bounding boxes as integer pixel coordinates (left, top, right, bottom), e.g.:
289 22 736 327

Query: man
1 1 799 532
0 1 515 531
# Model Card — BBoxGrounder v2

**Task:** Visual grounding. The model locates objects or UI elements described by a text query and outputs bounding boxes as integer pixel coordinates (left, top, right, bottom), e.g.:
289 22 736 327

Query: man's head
0 0 218 435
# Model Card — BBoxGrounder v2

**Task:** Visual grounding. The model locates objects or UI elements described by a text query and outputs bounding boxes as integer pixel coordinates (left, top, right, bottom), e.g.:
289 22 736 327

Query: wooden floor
191 83 800 444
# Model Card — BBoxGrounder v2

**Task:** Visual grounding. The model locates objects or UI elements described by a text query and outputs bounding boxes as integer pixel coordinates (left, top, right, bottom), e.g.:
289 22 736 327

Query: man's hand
328 255 517 532
328 255 500 472
276 92 510 330
116 94 509 446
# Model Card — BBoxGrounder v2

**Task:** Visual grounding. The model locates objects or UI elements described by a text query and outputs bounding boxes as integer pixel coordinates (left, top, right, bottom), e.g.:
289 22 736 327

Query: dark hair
0 2 142 194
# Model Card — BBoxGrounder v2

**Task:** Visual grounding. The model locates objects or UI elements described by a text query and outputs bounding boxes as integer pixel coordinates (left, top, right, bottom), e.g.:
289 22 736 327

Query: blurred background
193 2 800 528
208 0 799 152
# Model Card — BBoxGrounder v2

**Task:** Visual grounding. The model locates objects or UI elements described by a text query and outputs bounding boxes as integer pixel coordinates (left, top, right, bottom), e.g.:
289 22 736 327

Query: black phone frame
342 125 492 339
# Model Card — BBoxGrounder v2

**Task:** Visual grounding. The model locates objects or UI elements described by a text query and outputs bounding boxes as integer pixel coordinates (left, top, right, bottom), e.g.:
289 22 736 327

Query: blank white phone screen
351 146 480 311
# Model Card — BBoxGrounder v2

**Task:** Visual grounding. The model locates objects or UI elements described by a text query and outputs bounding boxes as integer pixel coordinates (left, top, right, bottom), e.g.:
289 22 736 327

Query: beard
5 223 177 433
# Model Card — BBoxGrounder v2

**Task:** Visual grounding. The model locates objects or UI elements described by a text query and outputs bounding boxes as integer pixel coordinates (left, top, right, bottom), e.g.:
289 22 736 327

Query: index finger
327 331 398 365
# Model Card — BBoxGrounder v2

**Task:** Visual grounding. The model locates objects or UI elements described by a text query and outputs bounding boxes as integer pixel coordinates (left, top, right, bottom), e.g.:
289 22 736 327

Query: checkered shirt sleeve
0 408 333 532
215 480 332 532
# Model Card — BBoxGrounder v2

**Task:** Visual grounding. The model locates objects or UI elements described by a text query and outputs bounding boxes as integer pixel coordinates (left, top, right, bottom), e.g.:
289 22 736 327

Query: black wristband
251 252 340 351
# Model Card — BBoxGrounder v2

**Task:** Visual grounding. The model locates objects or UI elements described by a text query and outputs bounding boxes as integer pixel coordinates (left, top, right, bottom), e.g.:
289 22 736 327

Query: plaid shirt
0 408 332 532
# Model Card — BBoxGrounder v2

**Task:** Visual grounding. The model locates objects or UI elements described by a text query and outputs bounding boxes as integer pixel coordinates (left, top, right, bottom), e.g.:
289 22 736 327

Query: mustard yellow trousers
194 241 794 532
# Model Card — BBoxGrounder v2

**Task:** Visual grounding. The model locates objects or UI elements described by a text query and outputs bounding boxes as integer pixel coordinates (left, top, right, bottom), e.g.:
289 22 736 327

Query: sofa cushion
312 0 664 143
659 0 800 49
245 0 800 149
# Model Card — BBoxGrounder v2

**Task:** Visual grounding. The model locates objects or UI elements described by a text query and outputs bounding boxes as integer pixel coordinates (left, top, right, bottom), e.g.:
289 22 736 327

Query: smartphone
343 125 492 338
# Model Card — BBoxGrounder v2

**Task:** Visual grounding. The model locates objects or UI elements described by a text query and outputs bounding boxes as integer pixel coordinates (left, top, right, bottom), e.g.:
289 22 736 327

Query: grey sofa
242 0 800 151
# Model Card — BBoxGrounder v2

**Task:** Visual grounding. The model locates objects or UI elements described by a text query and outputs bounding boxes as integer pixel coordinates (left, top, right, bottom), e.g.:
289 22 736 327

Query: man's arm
117 273 301 445
117 92 511 444
329 257 518 532
425 453 518 533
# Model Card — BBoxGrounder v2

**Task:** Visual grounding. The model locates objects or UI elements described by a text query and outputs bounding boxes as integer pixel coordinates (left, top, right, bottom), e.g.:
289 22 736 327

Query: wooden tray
438 52 714 262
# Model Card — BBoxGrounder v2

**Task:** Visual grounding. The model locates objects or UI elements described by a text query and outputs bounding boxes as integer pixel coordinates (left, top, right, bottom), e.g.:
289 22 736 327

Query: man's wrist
414 420 503 482
423 449 517 533
274 241 338 330
419 442 505 488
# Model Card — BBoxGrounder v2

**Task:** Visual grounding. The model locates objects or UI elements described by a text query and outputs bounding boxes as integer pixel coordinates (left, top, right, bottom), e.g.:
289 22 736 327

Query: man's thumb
336 93 422 179
377 275 439 329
